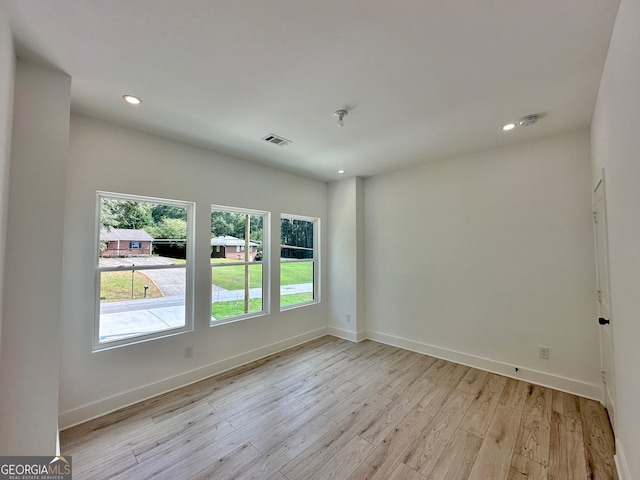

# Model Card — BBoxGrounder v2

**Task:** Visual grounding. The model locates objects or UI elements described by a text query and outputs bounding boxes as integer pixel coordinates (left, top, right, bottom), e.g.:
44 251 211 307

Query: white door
594 178 615 428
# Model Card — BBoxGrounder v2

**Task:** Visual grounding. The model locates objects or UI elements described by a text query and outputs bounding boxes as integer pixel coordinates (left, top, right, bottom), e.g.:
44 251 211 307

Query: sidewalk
100 305 184 342
99 283 313 342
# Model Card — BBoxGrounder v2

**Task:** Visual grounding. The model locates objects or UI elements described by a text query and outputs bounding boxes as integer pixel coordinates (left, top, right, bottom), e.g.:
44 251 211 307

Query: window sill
92 325 192 352
210 311 267 327
280 300 319 312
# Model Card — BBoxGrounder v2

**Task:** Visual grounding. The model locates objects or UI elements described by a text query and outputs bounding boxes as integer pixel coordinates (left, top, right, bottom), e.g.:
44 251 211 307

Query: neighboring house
211 235 259 260
100 228 153 257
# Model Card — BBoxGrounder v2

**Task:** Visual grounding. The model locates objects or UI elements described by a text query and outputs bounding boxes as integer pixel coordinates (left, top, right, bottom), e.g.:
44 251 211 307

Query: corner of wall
615 438 631 480
327 178 360 336
0 0 16 361
0 59 71 455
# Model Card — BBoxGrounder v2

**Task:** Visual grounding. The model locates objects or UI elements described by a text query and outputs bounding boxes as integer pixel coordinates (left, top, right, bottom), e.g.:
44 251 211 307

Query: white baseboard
366 330 602 401
59 327 328 430
327 326 366 342
59 327 605 429
615 439 631 480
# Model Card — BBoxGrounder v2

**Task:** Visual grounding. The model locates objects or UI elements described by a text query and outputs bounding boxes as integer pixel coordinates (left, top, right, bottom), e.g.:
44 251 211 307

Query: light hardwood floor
61 336 617 480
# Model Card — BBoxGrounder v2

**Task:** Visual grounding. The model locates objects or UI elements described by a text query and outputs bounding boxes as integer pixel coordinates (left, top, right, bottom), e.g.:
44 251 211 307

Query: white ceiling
7 0 620 181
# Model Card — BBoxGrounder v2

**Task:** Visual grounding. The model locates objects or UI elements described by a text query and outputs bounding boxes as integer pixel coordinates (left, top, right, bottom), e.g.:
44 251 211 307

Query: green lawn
100 271 163 302
100 257 313 312
280 261 313 285
212 264 263 290
211 298 262 319
281 292 314 305
211 292 314 320
211 260 313 319
211 260 312 290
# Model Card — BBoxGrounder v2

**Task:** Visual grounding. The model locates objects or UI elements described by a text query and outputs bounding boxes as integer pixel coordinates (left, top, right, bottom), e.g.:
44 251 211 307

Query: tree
101 199 153 230
211 211 263 242
211 211 243 238
281 218 313 259
249 216 263 242
145 217 187 240
145 217 188 259
151 205 186 223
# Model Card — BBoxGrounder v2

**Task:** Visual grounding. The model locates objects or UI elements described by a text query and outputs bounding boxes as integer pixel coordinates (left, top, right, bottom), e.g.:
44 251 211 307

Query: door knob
598 317 610 325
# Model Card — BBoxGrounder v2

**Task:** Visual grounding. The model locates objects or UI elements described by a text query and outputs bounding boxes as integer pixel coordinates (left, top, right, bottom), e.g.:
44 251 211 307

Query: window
95 192 194 351
280 215 319 309
211 206 268 324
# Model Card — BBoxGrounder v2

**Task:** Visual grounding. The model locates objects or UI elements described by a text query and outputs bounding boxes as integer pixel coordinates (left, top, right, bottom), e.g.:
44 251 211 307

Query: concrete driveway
100 256 194 296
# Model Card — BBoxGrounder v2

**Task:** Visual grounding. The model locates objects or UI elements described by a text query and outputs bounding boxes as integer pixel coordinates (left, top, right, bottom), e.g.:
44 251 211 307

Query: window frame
210 204 270 326
93 191 195 352
280 214 320 311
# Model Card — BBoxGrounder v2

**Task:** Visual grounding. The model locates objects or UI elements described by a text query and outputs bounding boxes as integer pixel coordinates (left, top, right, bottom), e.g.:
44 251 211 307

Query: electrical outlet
346 314 352 323
185 346 193 358
539 346 550 360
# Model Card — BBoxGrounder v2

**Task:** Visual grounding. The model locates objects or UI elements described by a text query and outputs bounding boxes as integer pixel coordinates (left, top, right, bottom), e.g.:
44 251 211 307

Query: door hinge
597 290 602 302
601 370 606 384
593 211 598 223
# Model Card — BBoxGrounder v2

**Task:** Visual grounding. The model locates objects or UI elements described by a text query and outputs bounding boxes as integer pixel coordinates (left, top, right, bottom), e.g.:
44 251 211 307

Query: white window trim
210 204 270 326
280 214 320 311
93 191 195 352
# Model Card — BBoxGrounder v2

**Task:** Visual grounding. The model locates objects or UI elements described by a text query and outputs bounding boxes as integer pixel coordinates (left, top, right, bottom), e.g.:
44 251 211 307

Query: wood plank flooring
60 336 617 480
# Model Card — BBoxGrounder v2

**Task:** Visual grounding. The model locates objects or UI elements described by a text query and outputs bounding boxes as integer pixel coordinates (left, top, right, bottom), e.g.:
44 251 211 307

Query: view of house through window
211 206 268 323
95 197 319 345
280 215 318 309
96 192 193 349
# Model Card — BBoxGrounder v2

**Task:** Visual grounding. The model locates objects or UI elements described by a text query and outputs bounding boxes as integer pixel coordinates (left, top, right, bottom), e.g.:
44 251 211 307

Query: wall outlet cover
539 346 550 360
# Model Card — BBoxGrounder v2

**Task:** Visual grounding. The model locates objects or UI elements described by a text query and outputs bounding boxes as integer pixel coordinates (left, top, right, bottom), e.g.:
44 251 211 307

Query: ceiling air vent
262 134 292 147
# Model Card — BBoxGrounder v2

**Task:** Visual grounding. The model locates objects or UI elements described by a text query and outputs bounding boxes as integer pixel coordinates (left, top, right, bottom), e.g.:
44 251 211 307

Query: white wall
59 114 328 427
364 131 600 397
0 0 15 364
590 0 640 477
328 177 365 341
0 61 70 454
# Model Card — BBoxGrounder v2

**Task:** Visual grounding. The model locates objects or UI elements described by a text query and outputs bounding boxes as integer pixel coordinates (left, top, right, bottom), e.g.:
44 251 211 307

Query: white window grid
94 191 195 351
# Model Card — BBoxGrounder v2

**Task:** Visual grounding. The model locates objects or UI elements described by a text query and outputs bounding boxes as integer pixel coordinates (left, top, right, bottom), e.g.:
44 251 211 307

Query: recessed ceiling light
122 95 142 105
502 123 517 131
338 170 345 174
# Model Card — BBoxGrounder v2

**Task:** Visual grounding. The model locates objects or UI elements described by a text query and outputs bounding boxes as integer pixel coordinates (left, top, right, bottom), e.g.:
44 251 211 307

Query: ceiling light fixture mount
122 95 142 105
518 114 539 127
502 113 544 132
334 109 348 127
